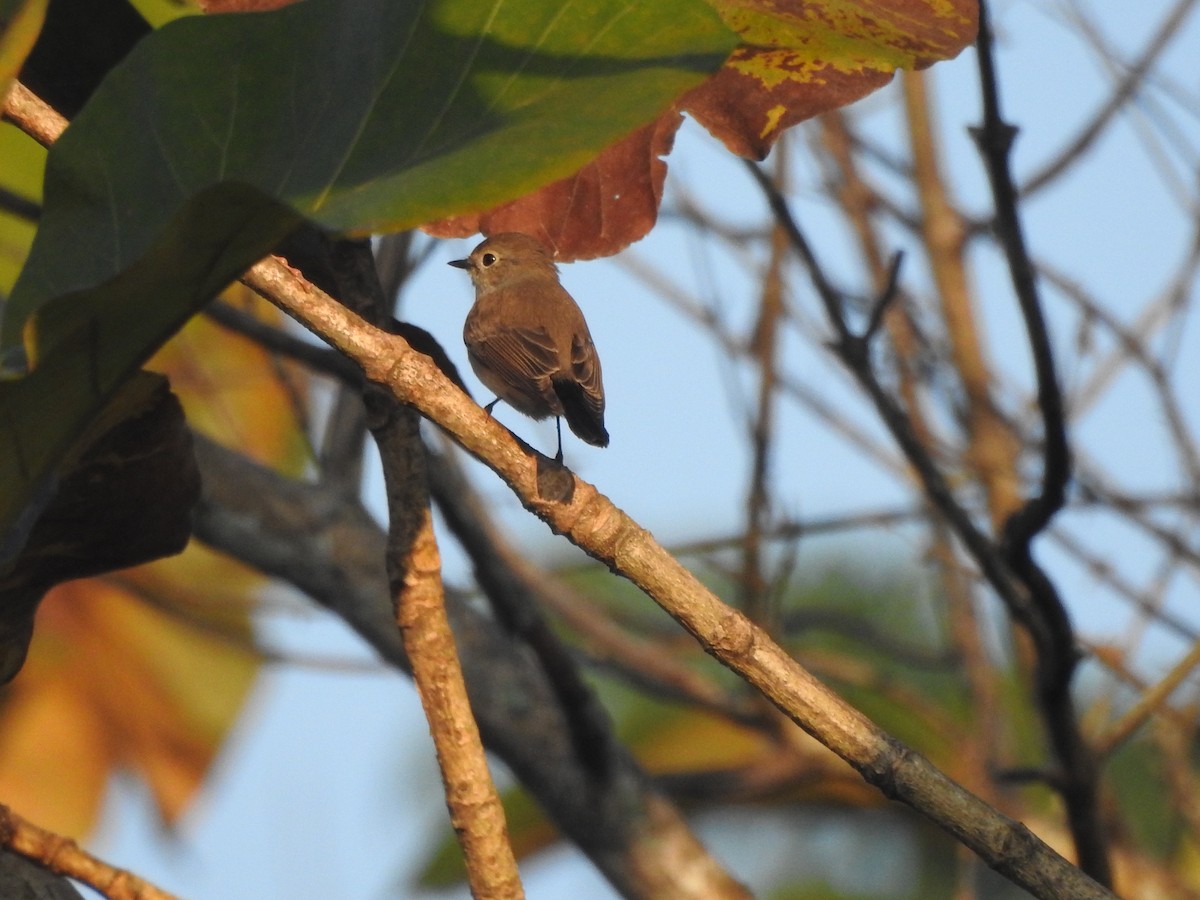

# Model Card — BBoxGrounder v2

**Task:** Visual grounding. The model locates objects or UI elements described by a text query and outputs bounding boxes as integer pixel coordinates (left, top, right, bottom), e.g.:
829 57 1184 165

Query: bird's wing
468 326 560 409
569 332 605 419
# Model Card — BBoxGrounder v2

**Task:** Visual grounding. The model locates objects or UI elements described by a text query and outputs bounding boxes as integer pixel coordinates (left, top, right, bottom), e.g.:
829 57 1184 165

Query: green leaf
3 0 736 360
0 0 736 561
125 0 197 29
0 123 42 293
0 184 296 570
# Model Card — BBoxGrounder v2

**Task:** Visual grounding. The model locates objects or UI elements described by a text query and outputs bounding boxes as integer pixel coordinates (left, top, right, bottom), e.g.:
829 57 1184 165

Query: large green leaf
0 0 736 563
3 0 735 358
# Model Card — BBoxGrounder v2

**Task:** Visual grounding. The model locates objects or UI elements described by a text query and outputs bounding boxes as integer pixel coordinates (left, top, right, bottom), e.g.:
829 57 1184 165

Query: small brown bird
449 233 608 462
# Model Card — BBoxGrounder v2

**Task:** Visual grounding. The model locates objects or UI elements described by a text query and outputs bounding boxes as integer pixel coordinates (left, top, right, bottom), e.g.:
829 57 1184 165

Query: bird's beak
448 258 471 270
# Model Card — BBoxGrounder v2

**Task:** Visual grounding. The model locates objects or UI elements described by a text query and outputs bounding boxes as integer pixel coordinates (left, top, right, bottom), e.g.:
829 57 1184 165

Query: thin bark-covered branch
973 4 1108 883
377 405 523 899
744 154 1108 884
904 70 1023 530
0 803 178 900
427 447 634 777
324 235 521 897
972 8 1072 550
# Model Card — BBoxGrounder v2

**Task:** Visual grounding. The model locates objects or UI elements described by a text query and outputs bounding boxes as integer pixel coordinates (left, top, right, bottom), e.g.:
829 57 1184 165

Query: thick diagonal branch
242 253 1114 900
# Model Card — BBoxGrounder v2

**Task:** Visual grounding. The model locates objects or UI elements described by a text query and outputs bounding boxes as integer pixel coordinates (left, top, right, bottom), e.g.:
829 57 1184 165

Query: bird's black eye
481 253 497 267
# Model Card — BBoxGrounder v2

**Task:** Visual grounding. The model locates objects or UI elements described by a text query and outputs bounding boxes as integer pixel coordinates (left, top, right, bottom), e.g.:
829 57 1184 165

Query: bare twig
971 20 1071 548
328 233 521 898
905 69 1023 530
1 81 65 146
1094 639 1200 757
0 802 179 900
972 4 1108 881
740 146 789 631
381 425 523 899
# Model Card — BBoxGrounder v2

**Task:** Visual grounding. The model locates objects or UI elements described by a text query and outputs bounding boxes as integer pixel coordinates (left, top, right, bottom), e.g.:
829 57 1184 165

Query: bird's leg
484 398 500 414
554 417 564 464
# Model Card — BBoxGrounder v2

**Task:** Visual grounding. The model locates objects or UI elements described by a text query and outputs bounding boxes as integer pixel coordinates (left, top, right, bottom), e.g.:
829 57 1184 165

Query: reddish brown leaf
425 113 682 261
684 0 978 159
681 50 893 160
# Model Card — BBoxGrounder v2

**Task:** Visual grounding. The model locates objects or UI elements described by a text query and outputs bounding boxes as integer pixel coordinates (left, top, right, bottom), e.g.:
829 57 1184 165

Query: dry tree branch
286 229 526 894
0 803 179 900
1094 639 1200 758
971 12 1071 549
904 69 1023 530
376 405 523 899
428 445 647 773
971 4 1111 883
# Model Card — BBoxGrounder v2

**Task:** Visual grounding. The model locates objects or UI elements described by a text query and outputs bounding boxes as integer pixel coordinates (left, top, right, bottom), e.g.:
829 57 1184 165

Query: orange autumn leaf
424 114 681 261
153 284 311 472
687 0 979 159
0 286 308 835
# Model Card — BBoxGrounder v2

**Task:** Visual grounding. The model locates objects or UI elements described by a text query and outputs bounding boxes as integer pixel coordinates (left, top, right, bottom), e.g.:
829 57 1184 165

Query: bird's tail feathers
552 377 609 447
